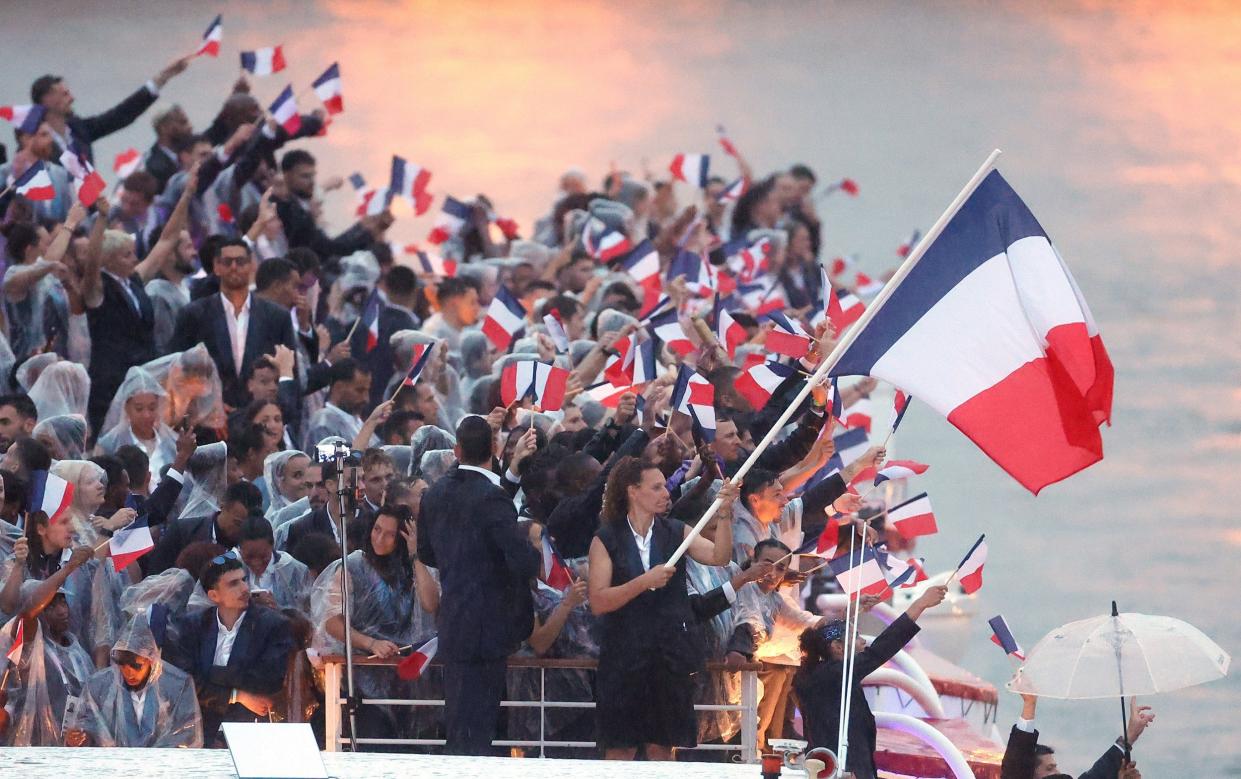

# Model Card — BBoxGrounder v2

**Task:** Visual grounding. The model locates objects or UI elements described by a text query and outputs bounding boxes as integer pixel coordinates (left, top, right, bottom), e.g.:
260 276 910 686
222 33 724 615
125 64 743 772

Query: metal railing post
539 667 547 758
324 660 342 752
740 667 759 764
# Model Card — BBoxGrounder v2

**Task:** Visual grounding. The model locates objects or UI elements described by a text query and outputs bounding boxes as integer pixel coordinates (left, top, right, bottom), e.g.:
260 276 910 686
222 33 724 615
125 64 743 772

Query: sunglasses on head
210 550 239 567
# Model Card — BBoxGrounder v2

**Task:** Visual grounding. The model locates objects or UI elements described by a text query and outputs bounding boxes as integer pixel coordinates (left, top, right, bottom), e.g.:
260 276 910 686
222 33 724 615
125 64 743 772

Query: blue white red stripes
268 86 301 134
481 285 527 350
389 155 431 205
716 305 747 359
3 616 24 664
427 196 472 245
829 168 1113 494
501 360 569 412
872 459 929 486
358 289 381 353
826 286 865 332
646 307 693 357
12 161 55 201
396 636 438 681
582 217 632 263
828 545 888 597
196 15 222 58
761 311 812 359
109 516 155 569
736 361 794 411
671 365 716 441
27 470 74 523
543 311 570 354
59 148 106 206
405 247 456 277
988 614 1026 660
401 342 435 387
0 105 35 127
669 153 710 188
716 176 748 203
886 492 937 539
312 62 344 114
240 46 286 76
954 534 987 594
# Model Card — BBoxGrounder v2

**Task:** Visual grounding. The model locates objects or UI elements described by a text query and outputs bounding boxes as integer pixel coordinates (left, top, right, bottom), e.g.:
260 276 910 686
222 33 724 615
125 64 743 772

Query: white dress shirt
213 610 247 666
129 686 148 721
458 464 501 487
220 292 252 376
627 517 654 571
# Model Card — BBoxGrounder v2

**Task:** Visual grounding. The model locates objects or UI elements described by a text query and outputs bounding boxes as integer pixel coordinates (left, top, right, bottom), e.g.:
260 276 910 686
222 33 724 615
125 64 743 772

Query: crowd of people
0 39 1149 779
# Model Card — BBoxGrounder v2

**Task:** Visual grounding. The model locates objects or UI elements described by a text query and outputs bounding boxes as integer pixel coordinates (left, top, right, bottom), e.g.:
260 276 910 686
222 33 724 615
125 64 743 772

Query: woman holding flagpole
588 452 737 761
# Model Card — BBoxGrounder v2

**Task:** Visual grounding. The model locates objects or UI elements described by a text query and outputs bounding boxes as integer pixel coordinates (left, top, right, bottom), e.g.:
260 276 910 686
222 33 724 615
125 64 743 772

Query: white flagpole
665 148 1003 568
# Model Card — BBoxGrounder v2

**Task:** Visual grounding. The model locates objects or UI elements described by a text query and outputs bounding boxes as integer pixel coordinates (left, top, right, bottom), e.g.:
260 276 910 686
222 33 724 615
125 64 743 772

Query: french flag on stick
396 636 438 681
716 176 748 203
196 15 222 58
59 148 106 207
988 614 1026 660
268 86 301 134
543 311 570 354
540 530 574 591
390 155 431 204
12 162 55 201
840 395 873 433
500 360 568 412
582 217 632 263
619 239 663 310
794 515 841 559
584 379 636 408
873 459 929 486
312 62 344 114
761 311 812 359
240 46 286 76
716 125 739 157
646 307 694 357
113 148 142 178
827 286 865 332
828 545 888 598
669 153 710 188
481 285 526 350
828 165 1113 494
357 288 381 353
671 365 716 441
427 196 472 245
356 187 393 218
886 492 938 539
891 390 912 434
604 333 657 387
821 177 859 198
406 247 456 278
736 361 795 411
952 534 987 594
0 105 34 127
3 616 24 664
109 515 155 569
28 470 74 521
401 342 435 387
716 305 747 359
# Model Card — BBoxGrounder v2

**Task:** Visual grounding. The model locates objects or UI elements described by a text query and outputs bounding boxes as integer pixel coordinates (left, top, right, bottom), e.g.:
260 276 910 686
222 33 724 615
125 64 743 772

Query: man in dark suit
275 458 367 555
146 482 262 575
31 57 190 163
416 416 540 755
330 294 416 410
142 105 193 193
1000 693 1153 779
83 229 159 436
168 239 297 409
165 549 294 746
275 149 381 271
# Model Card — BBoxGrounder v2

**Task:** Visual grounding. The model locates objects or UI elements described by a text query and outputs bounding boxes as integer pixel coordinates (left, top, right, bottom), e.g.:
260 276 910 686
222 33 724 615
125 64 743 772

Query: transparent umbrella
1007 602 1230 759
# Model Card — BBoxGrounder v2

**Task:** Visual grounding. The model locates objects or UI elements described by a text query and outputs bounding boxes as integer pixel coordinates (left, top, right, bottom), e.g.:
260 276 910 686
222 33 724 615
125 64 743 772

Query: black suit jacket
1000 723 1125 779
418 466 540 663
165 603 294 739
277 506 366 556
276 197 373 271
86 272 157 431
60 85 159 163
329 304 416 410
547 428 650 558
146 513 220 575
168 293 296 409
143 143 179 193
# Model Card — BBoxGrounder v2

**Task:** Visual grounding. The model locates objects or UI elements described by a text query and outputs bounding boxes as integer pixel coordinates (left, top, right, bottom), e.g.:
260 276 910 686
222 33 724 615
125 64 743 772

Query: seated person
68 611 203 748
165 550 295 747
237 515 312 614
145 481 262 575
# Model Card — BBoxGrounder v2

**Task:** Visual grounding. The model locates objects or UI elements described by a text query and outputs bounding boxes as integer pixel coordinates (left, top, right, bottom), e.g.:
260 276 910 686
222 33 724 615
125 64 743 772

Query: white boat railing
320 655 761 761
874 712 975 779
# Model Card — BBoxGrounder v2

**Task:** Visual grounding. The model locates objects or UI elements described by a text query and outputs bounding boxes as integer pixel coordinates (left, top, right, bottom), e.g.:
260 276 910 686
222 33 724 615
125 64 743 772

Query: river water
2 1 1238 775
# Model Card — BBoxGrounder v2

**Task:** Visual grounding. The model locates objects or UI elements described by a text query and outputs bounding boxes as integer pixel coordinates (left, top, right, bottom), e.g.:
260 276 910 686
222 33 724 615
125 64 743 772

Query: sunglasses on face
217 255 252 268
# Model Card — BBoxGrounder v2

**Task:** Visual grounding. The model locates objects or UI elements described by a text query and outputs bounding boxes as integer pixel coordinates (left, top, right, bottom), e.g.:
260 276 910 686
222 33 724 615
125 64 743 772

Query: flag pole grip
664 149 1003 569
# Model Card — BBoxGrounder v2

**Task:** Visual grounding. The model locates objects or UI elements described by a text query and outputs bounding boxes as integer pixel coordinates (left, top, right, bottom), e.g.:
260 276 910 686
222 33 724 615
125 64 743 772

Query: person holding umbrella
999 692 1154 779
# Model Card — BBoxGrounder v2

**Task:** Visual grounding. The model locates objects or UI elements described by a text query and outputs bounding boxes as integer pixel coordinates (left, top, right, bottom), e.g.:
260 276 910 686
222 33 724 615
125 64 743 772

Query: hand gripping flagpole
665 148 1004 569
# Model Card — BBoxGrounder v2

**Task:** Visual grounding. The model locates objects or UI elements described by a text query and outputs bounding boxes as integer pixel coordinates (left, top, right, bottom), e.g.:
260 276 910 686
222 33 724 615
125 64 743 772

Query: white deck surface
0 748 791 778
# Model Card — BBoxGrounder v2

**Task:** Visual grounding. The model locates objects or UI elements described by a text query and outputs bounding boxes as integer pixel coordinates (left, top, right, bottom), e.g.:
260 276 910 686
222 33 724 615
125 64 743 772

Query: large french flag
240 46 286 76
27 470 74 522
481 285 526 350
268 86 301 134
109 516 154 569
954 534 987 594
396 636 438 681
669 153 710 188
829 168 1113 494
501 360 568 411
312 62 344 114
13 162 55 201
736 361 794 411
886 492 938 539
828 545 888 598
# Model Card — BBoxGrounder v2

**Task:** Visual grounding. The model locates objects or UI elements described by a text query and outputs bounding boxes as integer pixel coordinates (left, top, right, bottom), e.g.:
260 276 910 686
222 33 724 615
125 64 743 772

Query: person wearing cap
793 584 949 779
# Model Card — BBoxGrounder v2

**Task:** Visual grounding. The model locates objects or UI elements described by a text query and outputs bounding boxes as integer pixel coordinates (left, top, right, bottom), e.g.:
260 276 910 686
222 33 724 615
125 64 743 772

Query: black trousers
443 659 506 755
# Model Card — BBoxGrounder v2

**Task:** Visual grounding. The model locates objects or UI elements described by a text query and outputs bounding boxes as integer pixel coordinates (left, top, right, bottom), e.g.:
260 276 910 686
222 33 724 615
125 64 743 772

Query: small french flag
618 239 661 288
427 196 472 245
312 62 344 114
891 390 912 433
853 269 885 297
715 125 739 157
348 172 367 194
794 515 841 559
12 161 55 201
669 153 710 188
396 636 438 681
356 187 393 218
828 545 889 598
58 148 106 207
0 104 34 128
954 534 988 595
826 286 865 333
716 176 748 203
715 305 747 360
268 86 301 134
646 307 693 357
671 365 716 442
358 288 382 353
582 218 632 263
113 148 142 179
3 616 24 664
840 395 873 433
196 15 222 58
822 177 859 198
404 248 454 278
481 285 527 350
543 311 570 354
501 360 568 412
987 614 1026 660
604 332 657 387
390 155 431 204
886 492 938 539
762 311 812 359
401 342 435 387
736 361 795 411
873 459 929 486
239 45 286 76
109 515 155 570
584 379 636 408
540 531 574 591
897 229 922 259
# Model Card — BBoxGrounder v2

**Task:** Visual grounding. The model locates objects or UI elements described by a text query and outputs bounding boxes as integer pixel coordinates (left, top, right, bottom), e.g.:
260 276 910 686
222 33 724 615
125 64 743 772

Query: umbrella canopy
1007 610 1230 699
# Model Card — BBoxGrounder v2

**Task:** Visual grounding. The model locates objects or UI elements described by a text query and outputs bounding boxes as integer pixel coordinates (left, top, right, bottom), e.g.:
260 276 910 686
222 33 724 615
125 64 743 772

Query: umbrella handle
1112 600 1132 762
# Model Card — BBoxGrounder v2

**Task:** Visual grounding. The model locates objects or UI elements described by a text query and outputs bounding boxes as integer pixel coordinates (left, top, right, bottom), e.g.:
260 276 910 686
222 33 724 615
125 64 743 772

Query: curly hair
600 456 656 525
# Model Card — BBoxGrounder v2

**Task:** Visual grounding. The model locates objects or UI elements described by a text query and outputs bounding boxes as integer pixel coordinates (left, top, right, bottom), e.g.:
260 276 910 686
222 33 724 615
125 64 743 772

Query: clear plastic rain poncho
49 459 106 544
75 611 203 748
144 278 189 353
310 549 439 739
27 361 90 421
14 352 58 393
687 558 745 744
304 404 365 452
389 329 465 429
269 496 311 531
119 568 197 620
409 425 455 479
95 367 178 481
16 540 121 663
170 442 228 521
418 449 457 487
4 610 96 746
243 549 313 614
381 445 412 478
0 332 14 395
142 345 226 432
262 451 312 520
32 414 87 460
